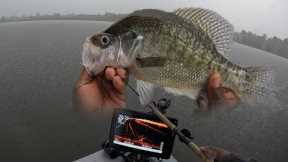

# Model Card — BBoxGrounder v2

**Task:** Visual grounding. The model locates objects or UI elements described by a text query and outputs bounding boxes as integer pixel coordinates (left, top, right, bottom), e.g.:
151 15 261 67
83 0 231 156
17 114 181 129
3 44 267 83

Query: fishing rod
126 84 212 162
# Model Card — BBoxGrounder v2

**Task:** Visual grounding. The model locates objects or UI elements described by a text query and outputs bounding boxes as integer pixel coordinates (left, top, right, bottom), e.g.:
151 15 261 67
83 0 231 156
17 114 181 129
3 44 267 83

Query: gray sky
0 0 287 38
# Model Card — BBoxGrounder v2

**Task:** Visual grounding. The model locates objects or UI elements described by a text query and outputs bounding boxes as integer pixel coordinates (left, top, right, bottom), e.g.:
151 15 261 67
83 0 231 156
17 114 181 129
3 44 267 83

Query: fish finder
105 109 178 160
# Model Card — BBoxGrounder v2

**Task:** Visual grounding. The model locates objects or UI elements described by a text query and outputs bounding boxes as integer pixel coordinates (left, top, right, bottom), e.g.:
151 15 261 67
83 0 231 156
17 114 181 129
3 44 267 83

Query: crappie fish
82 8 273 105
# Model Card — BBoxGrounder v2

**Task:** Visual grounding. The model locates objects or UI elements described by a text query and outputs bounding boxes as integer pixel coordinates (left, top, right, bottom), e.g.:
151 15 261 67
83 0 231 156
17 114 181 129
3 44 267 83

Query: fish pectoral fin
164 87 200 100
136 80 155 105
174 7 234 58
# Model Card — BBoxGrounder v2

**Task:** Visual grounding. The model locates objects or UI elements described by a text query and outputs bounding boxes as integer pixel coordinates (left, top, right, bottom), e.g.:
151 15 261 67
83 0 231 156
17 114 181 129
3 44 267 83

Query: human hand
200 146 229 162
197 71 239 111
200 146 253 162
74 67 127 111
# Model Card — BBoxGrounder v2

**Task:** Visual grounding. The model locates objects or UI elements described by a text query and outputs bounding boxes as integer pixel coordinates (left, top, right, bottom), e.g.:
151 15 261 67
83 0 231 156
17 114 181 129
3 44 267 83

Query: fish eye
100 35 110 46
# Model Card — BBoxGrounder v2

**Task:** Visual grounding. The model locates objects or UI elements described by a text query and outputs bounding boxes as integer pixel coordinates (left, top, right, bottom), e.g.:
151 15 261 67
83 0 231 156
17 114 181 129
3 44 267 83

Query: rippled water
0 20 287 162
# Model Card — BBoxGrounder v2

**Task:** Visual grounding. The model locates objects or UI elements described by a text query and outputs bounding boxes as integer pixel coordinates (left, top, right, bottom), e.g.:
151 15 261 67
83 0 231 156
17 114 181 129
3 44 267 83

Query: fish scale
83 8 274 104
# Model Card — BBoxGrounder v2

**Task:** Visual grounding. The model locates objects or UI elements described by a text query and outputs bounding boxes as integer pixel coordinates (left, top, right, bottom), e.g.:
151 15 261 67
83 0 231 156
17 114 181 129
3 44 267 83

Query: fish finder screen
112 111 175 154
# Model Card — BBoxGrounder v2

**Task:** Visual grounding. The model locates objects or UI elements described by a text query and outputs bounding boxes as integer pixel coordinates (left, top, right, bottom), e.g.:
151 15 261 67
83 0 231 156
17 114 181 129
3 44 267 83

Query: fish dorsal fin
175 7 234 58
136 80 155 105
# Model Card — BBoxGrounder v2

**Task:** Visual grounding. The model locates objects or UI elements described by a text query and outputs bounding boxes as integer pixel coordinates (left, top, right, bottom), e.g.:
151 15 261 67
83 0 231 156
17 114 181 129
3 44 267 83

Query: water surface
0 20 287 162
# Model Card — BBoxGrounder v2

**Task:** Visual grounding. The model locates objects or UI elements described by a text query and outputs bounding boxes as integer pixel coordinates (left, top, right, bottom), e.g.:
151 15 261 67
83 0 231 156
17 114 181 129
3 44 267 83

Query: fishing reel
152 98 172 114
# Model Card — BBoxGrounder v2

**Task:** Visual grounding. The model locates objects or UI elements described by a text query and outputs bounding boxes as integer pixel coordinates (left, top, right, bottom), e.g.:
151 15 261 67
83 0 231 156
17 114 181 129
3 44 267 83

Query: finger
209 71 222 89
223 90 236 100
199 146 217 160
207 72 223 100
112 75 125 92
200 150 212 160
198 100 209 111
105 67 116 80
116 68 127 80
223 91 238 107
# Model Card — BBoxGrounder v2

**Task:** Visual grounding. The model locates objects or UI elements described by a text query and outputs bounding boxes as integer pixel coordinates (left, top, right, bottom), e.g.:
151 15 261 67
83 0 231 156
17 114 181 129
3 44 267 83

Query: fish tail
244 66 275 103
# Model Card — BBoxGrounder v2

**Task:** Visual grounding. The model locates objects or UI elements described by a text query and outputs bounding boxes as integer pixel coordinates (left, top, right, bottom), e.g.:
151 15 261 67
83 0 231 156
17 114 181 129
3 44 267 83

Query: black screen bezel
109 109 178 159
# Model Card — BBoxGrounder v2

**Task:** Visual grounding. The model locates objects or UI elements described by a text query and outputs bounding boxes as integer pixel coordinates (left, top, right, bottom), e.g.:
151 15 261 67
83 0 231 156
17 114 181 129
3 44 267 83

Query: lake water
0 20 287 162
